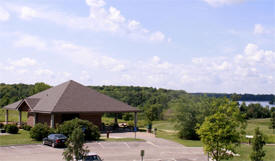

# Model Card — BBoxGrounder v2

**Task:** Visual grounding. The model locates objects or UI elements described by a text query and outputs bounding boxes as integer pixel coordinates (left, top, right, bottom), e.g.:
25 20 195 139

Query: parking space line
97 142 105 149
146 141 160 148
124 142 130 149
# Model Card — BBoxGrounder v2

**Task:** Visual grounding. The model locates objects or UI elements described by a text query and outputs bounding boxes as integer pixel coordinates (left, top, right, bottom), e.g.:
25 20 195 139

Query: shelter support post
134 112 137 139
5 110 8 125
18 110 22 127
34 113 37 126
134 112 137 129
114 113 118 125
50 114 54 128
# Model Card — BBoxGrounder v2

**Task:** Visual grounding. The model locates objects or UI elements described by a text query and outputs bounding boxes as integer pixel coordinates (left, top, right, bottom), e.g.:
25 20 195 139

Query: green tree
250 127 266 161
63 128 89 161
31 82 51 95
174 95 227 140
145 104 160 124
196 102 246 161
270 112 275 134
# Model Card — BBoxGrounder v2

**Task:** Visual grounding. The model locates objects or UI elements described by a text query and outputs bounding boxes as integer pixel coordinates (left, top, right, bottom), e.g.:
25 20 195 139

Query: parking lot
0 132 206 161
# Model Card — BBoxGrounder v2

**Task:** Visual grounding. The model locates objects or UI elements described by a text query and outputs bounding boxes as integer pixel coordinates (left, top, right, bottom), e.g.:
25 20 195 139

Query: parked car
75 152 103 161
42 134 67 148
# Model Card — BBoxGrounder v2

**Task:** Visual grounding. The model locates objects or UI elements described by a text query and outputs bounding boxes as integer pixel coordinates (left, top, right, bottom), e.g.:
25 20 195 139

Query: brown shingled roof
3 80 140 113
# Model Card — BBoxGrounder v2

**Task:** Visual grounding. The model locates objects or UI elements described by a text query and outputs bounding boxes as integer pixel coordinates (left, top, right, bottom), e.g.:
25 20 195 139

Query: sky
0 0 274 94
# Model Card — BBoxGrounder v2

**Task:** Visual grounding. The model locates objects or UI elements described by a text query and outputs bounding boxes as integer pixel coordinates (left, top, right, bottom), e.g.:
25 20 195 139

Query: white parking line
124 142 130 149
97 142 105 149
146 141 160 148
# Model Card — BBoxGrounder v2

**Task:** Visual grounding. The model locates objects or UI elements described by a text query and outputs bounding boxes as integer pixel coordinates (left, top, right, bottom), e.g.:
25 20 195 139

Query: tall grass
0 108 27 123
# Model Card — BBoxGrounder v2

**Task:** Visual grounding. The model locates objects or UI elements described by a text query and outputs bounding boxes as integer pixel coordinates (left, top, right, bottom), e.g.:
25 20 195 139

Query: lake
238 101 275 108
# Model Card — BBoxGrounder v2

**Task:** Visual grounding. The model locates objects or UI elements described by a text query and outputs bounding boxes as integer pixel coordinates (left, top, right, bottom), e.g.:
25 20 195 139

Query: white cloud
19 6 37 20
253 24 271 35
14 34 47 50
86 0 106 8
0 6 10 21
35 69 54 76
7 0 167 42
254 24 264 34
9 57 37 67
203 0 245 7
150 31 165 42
52 40 126 72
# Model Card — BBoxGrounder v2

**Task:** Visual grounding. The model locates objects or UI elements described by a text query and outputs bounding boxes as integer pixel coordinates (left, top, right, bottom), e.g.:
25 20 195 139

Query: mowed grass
156 130 203 147
224 144 275 161
0 108 27 122
244 118 275 143
0 130 40 146
152 120 203 147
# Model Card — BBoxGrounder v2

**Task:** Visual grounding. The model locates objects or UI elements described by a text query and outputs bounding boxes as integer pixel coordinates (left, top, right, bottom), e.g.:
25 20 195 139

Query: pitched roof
3 80 140 113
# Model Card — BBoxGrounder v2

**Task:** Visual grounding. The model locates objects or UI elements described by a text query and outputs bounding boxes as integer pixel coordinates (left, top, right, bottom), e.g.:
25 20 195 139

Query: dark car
75 153 103 161
43 134 67 148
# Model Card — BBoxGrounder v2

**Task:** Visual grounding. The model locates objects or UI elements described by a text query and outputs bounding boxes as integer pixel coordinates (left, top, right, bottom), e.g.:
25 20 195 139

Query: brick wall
27 113 35 126
37 113 51 126
79 113 102 128
27 112 102 129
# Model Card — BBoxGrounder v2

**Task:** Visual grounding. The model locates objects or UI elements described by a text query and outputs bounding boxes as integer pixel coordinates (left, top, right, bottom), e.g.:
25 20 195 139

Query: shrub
30 123 51 141
22 125 32 131
0 123 3 129
4 124 19 134
57 118 100 141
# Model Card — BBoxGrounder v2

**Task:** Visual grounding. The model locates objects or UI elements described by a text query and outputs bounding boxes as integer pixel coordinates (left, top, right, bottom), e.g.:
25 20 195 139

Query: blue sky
0 0 274 94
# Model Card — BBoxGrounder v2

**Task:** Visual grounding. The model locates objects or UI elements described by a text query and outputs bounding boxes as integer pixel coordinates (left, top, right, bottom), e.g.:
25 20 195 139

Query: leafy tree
30 123 54 141
250 127 266 161
196 101 246 161
57 118 100 141
174 96 229 140
144 104 160 124
270 112 275 134
30 82 51 95
63 128 89 161
230 93 241 101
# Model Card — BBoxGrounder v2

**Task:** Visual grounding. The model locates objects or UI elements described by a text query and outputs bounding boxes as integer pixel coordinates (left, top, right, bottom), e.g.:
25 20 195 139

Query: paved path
0 132 206 161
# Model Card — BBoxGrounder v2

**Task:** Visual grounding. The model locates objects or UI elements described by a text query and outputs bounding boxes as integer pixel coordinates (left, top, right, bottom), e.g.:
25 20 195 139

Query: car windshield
83 155 101 161
54 134 66 139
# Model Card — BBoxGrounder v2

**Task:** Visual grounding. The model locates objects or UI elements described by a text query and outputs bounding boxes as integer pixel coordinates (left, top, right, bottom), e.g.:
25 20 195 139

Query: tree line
192 93 275 102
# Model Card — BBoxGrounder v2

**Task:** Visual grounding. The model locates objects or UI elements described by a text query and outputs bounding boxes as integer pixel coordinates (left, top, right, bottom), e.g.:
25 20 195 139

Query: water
238 101 275 108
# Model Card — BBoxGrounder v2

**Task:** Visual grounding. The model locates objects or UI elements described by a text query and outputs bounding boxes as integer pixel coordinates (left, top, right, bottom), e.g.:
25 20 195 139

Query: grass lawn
0 108 27 122
0 129 40 146
224 144 275 161
244 118 275 143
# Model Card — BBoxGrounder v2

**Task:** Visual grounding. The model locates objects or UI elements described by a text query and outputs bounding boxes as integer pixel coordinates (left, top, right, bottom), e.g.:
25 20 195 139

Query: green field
245 118 275 143
0 108 27 123
224 145 275 161
0 130 40 146
153 119 275 161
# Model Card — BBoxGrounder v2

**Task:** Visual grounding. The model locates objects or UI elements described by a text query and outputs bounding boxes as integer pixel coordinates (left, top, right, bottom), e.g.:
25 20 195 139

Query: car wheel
52 143 56 148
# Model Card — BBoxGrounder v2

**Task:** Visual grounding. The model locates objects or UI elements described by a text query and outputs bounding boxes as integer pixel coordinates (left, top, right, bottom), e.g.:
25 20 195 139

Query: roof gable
3 80 140 113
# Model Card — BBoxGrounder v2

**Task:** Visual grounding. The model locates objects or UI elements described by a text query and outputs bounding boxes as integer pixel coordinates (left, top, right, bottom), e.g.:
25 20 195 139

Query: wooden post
134 112 137 129
19 110 22 127
114 113 118 124
134 112 137 139
50 114 54 128
5 110 8 125
34 113 37 126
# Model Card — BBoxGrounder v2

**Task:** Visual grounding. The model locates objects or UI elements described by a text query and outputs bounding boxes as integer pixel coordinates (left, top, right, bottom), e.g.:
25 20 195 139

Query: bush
0 123 3 129
30 123 52 141
57 118 100 141
4 124 19 134
22 125 32 131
